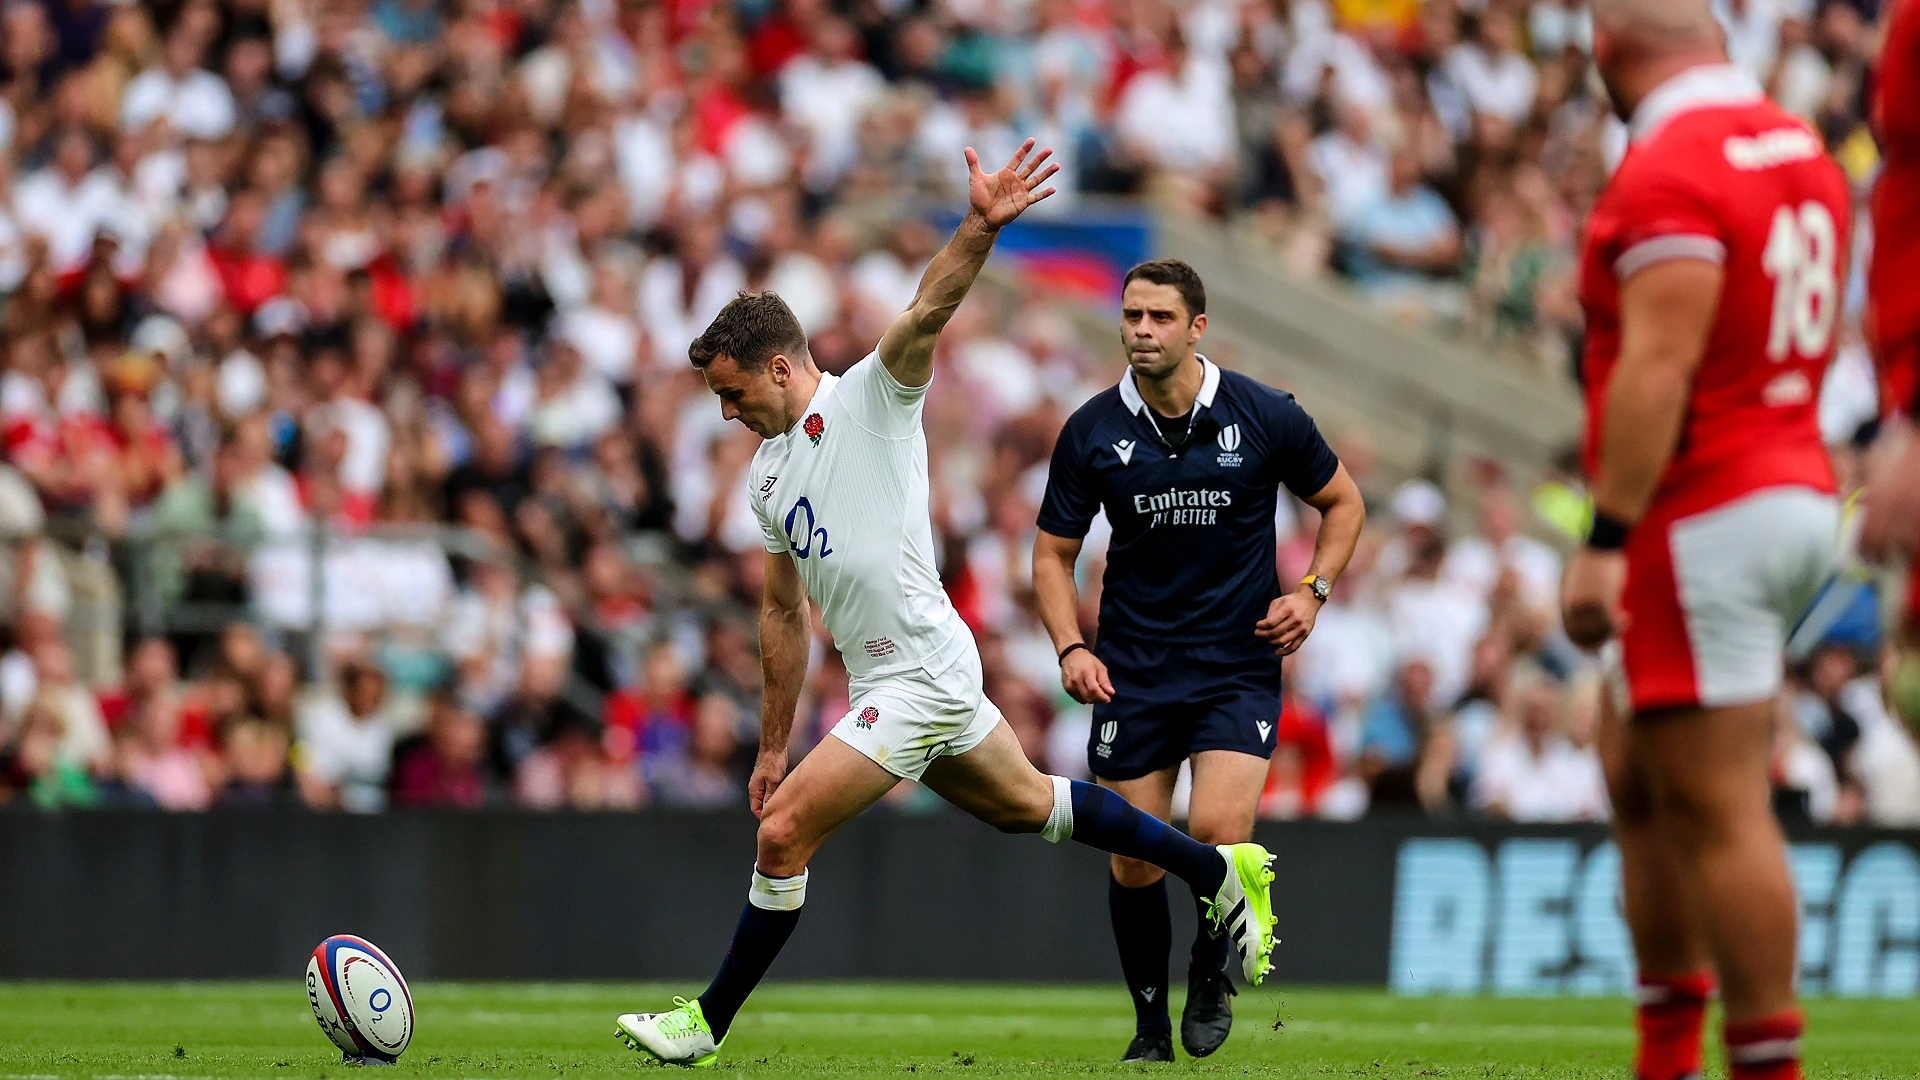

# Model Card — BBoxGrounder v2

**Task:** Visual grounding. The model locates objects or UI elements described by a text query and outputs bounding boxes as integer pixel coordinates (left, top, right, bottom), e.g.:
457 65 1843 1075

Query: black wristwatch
1301 575 1332 603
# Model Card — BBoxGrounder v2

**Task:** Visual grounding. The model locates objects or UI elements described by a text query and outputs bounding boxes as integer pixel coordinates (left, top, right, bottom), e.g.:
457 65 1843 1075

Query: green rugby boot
615 997 723 1068
1204 843 1278 986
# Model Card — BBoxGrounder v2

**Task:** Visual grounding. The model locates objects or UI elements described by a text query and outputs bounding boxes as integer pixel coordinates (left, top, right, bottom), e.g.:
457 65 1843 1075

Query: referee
1032 259 1364 1062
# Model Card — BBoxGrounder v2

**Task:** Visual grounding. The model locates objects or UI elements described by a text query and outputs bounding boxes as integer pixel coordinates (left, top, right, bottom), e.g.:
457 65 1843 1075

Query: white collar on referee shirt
1118 353 1221 416
1629 63 1764 143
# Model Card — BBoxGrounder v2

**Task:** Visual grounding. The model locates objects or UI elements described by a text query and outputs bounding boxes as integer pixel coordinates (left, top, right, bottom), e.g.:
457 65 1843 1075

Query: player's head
690 291 818 438
1590 0 1726 120
1119 259 1208 381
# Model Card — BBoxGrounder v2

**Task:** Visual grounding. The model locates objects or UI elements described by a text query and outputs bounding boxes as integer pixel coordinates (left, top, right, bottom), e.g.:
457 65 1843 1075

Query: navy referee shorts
1087 634 1282 782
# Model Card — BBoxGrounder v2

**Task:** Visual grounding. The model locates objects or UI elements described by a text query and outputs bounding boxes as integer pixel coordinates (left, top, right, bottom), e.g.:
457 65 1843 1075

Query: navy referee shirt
1036 357 1339 651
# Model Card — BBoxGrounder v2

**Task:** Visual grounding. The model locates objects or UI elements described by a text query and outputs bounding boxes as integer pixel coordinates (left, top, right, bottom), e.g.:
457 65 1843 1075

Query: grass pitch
0 982 1912 1079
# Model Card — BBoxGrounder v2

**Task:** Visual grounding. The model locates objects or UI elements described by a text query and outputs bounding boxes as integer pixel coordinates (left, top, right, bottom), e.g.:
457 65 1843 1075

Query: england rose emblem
854 706 878 730
803 413 824 445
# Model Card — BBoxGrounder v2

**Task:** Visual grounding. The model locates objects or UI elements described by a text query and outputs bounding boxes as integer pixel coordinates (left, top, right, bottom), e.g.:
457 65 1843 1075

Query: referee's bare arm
875 140 1059 388
1033 530 1114 704
1254 463 1366 655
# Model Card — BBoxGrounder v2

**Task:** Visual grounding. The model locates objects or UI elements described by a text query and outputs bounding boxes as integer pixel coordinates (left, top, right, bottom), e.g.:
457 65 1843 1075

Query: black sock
697 871 805 1041
1067 781 1227 898
1109 875 1172 1036
1190 892 1232 979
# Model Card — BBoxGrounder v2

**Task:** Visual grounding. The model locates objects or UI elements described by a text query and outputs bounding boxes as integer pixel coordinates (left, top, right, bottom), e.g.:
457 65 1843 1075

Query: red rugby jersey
1580 65 1850 517
1871 0 1920 410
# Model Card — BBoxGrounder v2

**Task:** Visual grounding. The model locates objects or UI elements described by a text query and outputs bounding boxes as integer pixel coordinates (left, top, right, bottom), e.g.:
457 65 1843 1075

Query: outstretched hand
967 139 1059 228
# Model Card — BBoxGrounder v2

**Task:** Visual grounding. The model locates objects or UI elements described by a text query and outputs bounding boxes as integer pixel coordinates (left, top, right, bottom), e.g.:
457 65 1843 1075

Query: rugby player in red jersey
1559 0 1851 1077
1863 0 1920 656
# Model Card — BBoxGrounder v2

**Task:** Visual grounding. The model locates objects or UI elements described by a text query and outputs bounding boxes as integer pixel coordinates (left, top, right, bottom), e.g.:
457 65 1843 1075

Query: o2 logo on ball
368 987 392 1019
784 497 833 559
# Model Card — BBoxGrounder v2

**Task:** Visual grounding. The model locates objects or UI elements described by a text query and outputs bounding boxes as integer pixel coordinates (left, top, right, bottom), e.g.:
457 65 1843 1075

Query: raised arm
876 140 1059 388
750 549 811 817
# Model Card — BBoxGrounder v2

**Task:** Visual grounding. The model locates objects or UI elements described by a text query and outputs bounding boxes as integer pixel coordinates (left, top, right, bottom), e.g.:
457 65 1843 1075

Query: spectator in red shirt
97 636 180 733
1261 690 1337 818
206 190 288 315
391 686 492 810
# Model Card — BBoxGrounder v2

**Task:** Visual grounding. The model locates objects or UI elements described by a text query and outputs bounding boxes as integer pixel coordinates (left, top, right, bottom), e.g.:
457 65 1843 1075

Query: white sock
748 867 808 911
1041 775 1074 844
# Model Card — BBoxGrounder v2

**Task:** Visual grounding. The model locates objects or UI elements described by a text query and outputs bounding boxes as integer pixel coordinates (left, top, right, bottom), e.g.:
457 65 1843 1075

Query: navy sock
697 879 803 1040
1109 875 1172 1035
1068 781 1227 898
1190 892 1232 978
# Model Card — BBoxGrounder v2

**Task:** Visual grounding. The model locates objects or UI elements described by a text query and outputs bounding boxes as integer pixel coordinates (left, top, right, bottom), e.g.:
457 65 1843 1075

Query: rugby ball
307 935 414 1062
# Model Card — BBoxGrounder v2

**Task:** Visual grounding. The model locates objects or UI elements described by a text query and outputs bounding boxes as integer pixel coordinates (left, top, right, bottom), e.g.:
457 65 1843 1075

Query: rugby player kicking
1033 258 1363 1061
614 141 1278 1068
1561 2 1850 1077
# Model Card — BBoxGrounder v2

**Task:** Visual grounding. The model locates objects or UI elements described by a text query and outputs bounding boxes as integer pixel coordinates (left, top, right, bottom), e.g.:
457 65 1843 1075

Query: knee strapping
749 866 809 911
1041 775 1074 844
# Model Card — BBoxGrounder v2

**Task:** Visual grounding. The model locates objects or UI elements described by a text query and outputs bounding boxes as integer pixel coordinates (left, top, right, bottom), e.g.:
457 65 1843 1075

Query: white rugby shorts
1618 485 1840 711
830 638 1003 781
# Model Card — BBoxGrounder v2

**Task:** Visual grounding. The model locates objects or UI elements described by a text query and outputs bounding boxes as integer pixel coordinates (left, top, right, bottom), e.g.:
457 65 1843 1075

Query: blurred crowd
1211 0 1893 400
0 0 1913 822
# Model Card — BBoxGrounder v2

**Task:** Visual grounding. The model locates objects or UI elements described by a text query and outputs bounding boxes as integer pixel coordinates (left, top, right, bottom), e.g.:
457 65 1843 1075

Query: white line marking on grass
1273 1020 1628 1042
744 1012 1630 1043
747 1013 1129 1029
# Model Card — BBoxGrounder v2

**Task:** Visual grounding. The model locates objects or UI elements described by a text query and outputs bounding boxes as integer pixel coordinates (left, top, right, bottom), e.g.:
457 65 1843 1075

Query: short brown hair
688 292 808 371
1121 259 1206 321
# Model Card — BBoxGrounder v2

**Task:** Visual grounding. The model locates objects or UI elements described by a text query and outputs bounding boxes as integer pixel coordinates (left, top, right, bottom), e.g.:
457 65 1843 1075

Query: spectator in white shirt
1721 0 1793 81
1472 666 1608 822
1308 101 1391 230
304 349 391 505
122 26 238 142
851 218 938 324
13 129 122 274
1384 529 1489 709
1444 485 1562 610
745 197 838 335
1772 693 1838 823
781 18 886 194
1445 6 1538 124
1113 28 1237 179
527 338 621 451
635 214 745 369
296 659 402 813
557 259 643 388
1029 0 1108 132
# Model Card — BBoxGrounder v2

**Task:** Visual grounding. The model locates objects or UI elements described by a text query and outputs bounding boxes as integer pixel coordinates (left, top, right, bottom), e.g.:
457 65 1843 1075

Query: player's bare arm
1862 419 1920 563
1032 529 1114 705
1255 462 1365 655
1561 258 1724 649
876 140 1059 388
751 549 812 818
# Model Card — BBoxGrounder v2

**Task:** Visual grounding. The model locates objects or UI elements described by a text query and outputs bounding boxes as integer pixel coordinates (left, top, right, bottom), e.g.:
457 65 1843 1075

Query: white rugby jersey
749 352 970 678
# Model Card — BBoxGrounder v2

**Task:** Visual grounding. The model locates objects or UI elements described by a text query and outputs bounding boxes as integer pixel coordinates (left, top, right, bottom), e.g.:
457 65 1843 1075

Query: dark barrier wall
1 811 1915 992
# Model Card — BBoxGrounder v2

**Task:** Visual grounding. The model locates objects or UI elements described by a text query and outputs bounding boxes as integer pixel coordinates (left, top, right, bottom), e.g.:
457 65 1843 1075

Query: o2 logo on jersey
783 497 834 559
